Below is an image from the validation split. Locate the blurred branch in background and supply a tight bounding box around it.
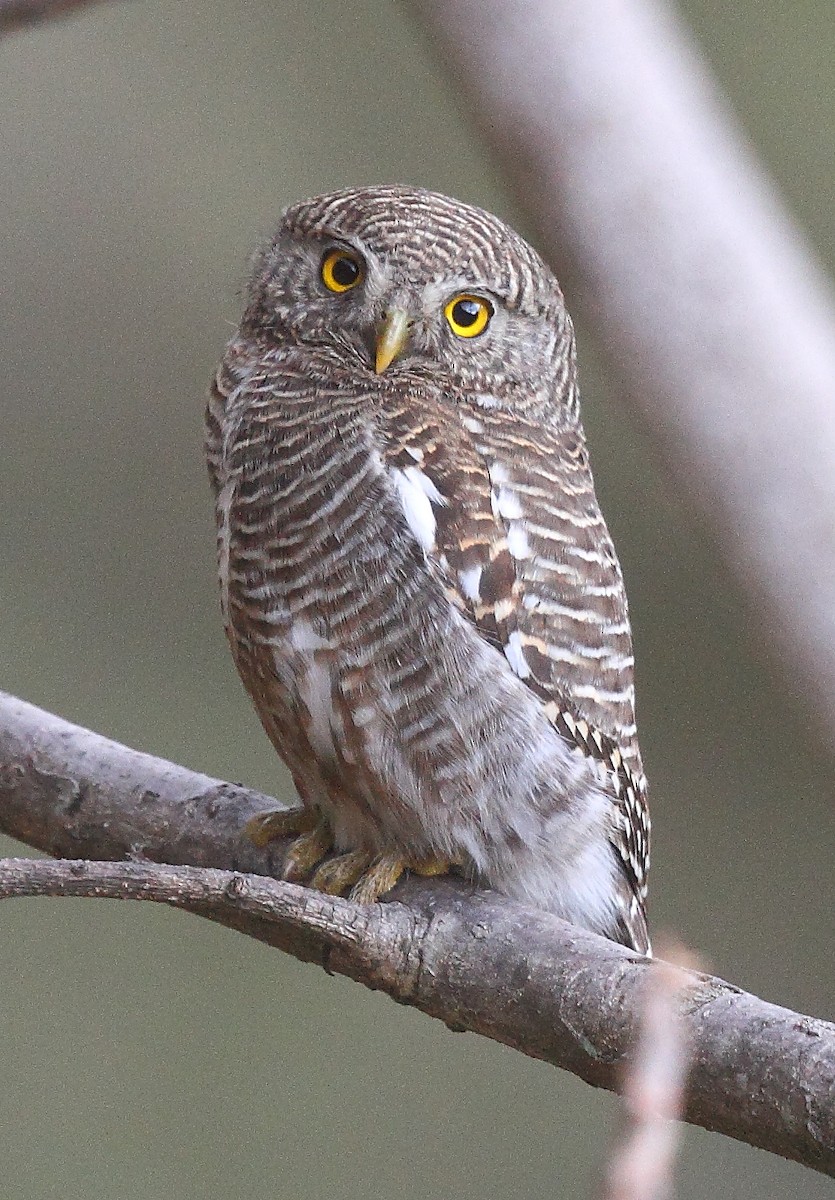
[0,0,108,33]
[2,691,834,1180]
[7,0,835,753]
[409,0,835,744]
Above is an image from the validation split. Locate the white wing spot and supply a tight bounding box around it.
[461,414,484,435]
[405,465,445,506]
[494,597,514,622]
[496,487,523,521]
[506,522,531,560]
[503,630,530,678]
[458,565,483,602]
[391,466,446,552]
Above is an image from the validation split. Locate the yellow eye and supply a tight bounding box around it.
[321,248,364,293]
[444,293,493,338]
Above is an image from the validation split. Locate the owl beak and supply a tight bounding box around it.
[375,309,410,374]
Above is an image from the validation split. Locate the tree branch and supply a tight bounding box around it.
[408,0,835,742]
[0,0,109,34]
[1,690,833,1177]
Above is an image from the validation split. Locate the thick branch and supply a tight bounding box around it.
[1,690,833,1176]
[409,0,835,740]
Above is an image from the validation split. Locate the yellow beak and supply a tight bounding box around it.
[375,309,410,374]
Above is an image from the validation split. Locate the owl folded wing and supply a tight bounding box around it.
[379,394,650,940]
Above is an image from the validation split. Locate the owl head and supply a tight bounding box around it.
[242,185,578,411]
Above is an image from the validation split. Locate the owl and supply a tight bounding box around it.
[206,185,650,954]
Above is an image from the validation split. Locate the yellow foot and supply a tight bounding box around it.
[310,850,373,896]
[282,818,334,882]
[245,806,316,847]
[348,853,458,905]
[349,853,405,904]
[410,854,459,878]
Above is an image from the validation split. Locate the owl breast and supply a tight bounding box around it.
[207,355,623,930]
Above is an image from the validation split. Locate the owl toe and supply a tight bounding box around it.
[310,850,373,895]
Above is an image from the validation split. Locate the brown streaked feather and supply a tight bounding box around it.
[207,185,651,952]
[379,391,649,910]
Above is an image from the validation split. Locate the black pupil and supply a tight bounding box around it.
[331,255,359,286]
[452,298,481,327]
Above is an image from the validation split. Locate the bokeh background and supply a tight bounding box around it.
[1,2,833,1197]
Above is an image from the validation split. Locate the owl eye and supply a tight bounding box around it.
[320,248,364,293]
[444,294,493,338]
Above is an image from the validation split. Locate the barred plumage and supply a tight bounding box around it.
[206,185,651,953]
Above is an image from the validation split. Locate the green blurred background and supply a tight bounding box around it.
[1,2,833,1197]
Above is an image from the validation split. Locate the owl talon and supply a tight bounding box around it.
[408,854,460,878]
[349,853,406,904]
[347,853,458,904]
[281,819,333,882]
[245,806,316,847]
[310,850,373,896]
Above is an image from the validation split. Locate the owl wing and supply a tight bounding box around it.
[379,393,649,951]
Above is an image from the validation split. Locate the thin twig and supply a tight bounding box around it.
[603,942,699,1200]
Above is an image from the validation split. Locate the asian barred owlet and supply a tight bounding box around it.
[206,185,651,954]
